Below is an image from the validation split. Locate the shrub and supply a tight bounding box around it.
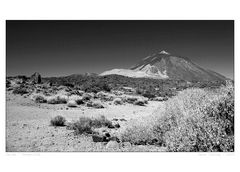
[30,93,47,103]
[121,117,158,145]
[12,86,29,95]
[96,91,115,101]
[142,91,155,99]
[46,96,57,104]
[69,95,84,105]
[46,94,69,104]
[82,80,111,93]
[57,95,69,103]
[82,93,92,101]
[113,98,123,105]
[6,80,11,88]
[119,85,234,151]
[136,88,144,95]
[50,115,66,126]
[134,98,146,106]
[69,116,113,135]
[67,100,78,107]
[153,87,234,152]
[152,97,168,101]
[63,83,74,87]
[86,100,104,108]
[122,95,138,103]
[90,115,113,128]
[134,98,148,106]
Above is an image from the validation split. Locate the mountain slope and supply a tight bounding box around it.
[100,50,227,81]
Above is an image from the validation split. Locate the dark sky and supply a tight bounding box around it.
[6,20,234,79]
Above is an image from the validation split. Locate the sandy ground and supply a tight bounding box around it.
[6,91,165,152]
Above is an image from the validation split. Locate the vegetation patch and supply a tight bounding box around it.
[120,84,234,152]
[50,115,66,126]
[68,116,114,135]
[67,100,78,107]
[31,93,47,103]
[46,94,69,104]
[12,86,29,95]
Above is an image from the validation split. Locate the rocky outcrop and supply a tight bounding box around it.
[30,72,42,84]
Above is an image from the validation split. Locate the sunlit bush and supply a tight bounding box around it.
[67,100,78,107]
[120,84,234,152]
[31,93,47,103]
[46,94,69,104]
[121,117,159,145]
[68,95,84,105]
[153,86,234,152]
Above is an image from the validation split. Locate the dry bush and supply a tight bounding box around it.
[96,91,115,101]
[46,94,69,104]
[153,86,234,152]
[12,86,29,95]
[68,95,84,105]
[120,95,148,105]
[124,95,138,103]
[120,85,234,152]
[82,93,93,101]
[113,98,123,105]
[67,100,78,107]
[134,98,147,106]
[121,117,159,145]
[6,80,11,88]
[30,93,47,103]
[82,80,111,93]
[86,100,104,108]
[50,115,66,126]
[69,116,113,135]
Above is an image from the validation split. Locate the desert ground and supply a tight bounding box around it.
[6,91,166,152]
[6,73,234,152]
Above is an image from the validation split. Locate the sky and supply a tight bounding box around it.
[6,20,234,79]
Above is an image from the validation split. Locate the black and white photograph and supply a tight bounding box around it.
[6,20,234,152]
[2,1,240,172]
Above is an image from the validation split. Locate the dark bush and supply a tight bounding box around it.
[63,83,74,87]
[12,86,29,95]
[68,116,114,135]
[6,80,11,88]
[50,115,66,126]
[142,91,155,99]
[81,80,111,93]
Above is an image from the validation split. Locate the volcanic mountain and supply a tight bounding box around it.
[100,50,227,81]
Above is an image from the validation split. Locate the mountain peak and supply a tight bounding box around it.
[158,50,170,55]
[100,51,227,81]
